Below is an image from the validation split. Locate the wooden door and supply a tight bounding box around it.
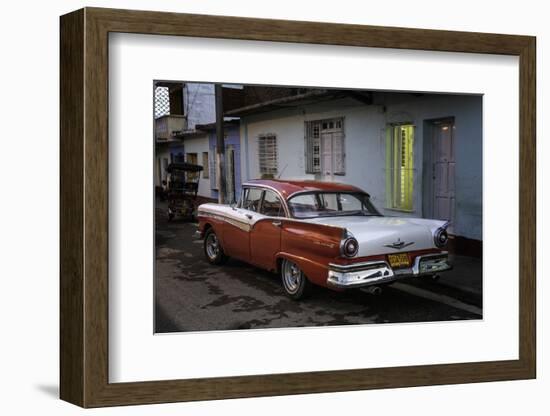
[432,121,456,233]
[321,132,344,178]
[321,132,334,180]
[225,145,235,203]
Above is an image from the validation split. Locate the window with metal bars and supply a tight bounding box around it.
[258,134,278,177]
[305,121,321,173]
[386,124,415,211]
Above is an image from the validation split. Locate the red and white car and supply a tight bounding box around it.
[197,179,451,299]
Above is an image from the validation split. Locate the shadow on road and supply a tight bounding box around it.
[154,204,482,333]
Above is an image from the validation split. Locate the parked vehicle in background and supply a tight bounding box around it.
[197,179,451,299]
[166,162,204,221]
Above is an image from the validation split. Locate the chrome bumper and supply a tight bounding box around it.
[326,252,452,289]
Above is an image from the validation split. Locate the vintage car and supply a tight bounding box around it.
[196,179,451,299]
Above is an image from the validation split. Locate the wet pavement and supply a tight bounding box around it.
[155,204,483,333]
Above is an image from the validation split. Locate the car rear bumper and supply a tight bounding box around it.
[326,252,451,289]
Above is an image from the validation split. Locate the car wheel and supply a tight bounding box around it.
[203,228,228,265]
[281,259,311,300]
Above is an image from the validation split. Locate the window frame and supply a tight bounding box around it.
[241,187,264,213]
[287,191,381,219]
[259,189,285,218]
[239,187,288,218]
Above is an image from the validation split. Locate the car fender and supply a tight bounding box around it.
[277,220,346,288]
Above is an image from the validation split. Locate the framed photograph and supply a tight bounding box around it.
[60,7,536,408]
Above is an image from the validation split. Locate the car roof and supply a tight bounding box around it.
[242,179,367,200]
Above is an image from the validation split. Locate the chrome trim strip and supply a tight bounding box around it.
[384,240,415,250]
[197,211,251,232]
[198,205,347,233]
[198,208,346,234]
[328,260,391,271]
[284,189,382,219]
[327,261,395,289]
[286,188,367,200]
[327,272,398,289]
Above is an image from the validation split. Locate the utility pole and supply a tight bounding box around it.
[215,84,226,204]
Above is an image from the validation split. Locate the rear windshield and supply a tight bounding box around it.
[288,192,381,218]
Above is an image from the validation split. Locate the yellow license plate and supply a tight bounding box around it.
[387,253,410,268]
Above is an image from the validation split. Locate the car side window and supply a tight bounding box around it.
[242,188,263,212]
[260,190,284,217]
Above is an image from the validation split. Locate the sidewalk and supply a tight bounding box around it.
[439,254,482,296]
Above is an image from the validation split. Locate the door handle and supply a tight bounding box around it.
[272,220,282,227]
[246,214,253,220]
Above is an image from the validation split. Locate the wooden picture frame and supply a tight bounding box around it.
[60,7,536,408]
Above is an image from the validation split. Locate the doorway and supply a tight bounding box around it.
[225,145,236,203]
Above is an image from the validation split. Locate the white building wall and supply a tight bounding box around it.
[182,134,212,199]
[240,94,482,240]
[240,97,384,184]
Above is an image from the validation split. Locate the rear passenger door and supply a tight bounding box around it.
[249,190,284,271]
[221,187,261,262]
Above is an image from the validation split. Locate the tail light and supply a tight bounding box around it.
[341,234,359,258]
[434,227,448,248]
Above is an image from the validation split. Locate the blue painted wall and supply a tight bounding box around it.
[168,143,185,163]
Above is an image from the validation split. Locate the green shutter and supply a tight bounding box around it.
[386,124,414,211]
[385,127,392,209]
[401,125,414,211]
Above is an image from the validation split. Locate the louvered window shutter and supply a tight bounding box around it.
[258,134,278,176]
[386,124,414,211]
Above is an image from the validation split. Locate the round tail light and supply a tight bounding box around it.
[434,228,448,248]
[342,237,359,257]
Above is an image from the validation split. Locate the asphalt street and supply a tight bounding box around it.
[155,205,483,333]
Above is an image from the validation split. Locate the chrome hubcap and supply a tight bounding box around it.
[283,260,302,294]
[205,233,219,259]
